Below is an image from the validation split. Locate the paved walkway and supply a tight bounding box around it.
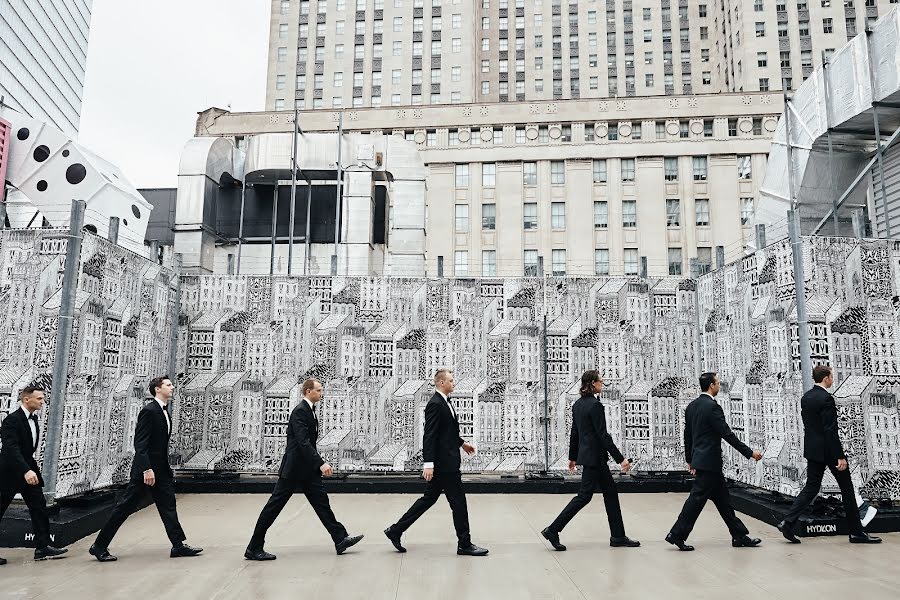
[2,493,897,599]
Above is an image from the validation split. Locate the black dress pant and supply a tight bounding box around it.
[94,477,186,549]
[782,460,864,535]
[1,486,51,548]
[249,476,348,550]
[390,470,471,547]
[670,469,749,541]
[547,465,626,538]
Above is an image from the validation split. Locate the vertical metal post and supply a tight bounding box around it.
[852,208,865,238]
[785,91,814,393]
[437,255,444,278]
[715,245,725,269]
[639,256,648,278]
[542,311,550,473]
[821,59,840,235]
[304,175,312,275]
[149,240,160,265]
[108,216,120,245]
[332,112,344,276]
[236,180,247,274]
[865,29,892,237]
[227,253,235,275]
[43,199,86,502]
[755,224,767,249]
[167,253,183,378]
[288,107,299,275]
[270,184,279,275]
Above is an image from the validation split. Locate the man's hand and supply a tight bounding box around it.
[620,459,632,473]
[423,467,434,482]
[320,463,334,477]
[752,450,763,461]
[687,463,696,476]
[837,458,848,471]
[143,469,156,487]
[462,442,476,456]
[24,470,39,486]
[568,460,576,474]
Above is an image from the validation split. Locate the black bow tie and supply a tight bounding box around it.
[29,414,38,422]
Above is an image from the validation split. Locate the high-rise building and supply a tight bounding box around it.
[0,0,93,136]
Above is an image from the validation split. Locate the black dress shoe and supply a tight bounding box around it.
[34,546,68,561]
[244,548,277,561]
[0,557,7,565]
[335,534,364,555]
[457,543,489,556]
[665,533,694,551]
[849,532,882,544]
[541,527,566,551]
[170,543,203,558]
[732,536,762,548]
[777,520,801,544]
[89,544,117,562]
[384,527,406,553]
[610,536,641,548]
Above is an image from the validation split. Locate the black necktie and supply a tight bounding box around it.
[29,414,38,422]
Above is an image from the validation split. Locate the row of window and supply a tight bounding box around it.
[453,157,753,188]
[449,247,708,277]
[452,197,755,232]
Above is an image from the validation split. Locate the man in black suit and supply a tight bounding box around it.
[666,372,763,551]
[0,385,68,564]
[245,378,363,560]
[777,365,881,544]
[541,370,639,551]
[90,376,202,561]
[384,368,488,556]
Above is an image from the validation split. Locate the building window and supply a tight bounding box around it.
[449,129,459,145]
[274,99,285,110]
[551,161,566,185]
[646,74,654,87]
[754,0,764,10]
[455,204,469,232]
[482,250,497,276]
[664,157,678,181]
[703,120,713,137]
[524,250,539,276]
[697,247,712,274]
[538,126,549,143]
[741,197,755,224]
[523,202,538,229]
[666,199,681,227]
[679,121,689,139]
[693,157,708,181]
[593,159,607,183]
[696,199,710,226]
[276,74,286,90]
[454,251,468,275]
[277,47,287,62]
[622,200,637,228]
[799,20,809,36]
[595,249,610,276]
[552,250,566,276]
[624,249,639,276]
[728,119,738,136]
[451,66,462,81]
[594,201,608,228]
[755,22,766,37]
[455,164,470,187]
[621,159,635,182]
[758,52,768,67]
[551,202,566,229]
[482,163,496,187]
[482,204,496,230]
[523,162,537,185]
[393,17,403,31]
[493,129,503,144]
[759,78,770,91]
[737,155,752,179]
[823,18,833,34]
[668,248,683,275]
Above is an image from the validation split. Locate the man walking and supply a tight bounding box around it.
[245,378,363,560]
[541,370,640,551]
[666,372,763,551]
[776,366,881,544]
[0,385,68,564]
[90,376,202,561]
[384,369,488,556]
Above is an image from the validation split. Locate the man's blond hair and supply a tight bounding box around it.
[434,368,452,386]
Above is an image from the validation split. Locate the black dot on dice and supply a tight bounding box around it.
[17,128,30,141]
[33,145,50,162]
[37,180,48,192]
[66,163,87,185]
[131,205,141,219]
[62,150,70,157]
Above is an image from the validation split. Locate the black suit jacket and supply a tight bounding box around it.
[568,394,625,467]
[683,393,753,472]
[130,400,174,481]
[0,408,43,491]
[801,385,846,464]
[422,392,465,473]
[278,400,325,481]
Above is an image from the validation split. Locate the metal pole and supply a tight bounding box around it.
[821,59,840,235]
[639,256,648,278]
[149,240,160,265]
[784,92,814,393]
[304,174,312,275]
[542,311,550,473]
[270,184,278,275]
[237,180,247,275]
[288,107,299,275]
[865,29,893,238]
[43,199,86,502]
[108,216,120,245]
[437,255,444,278]
[332,112,344,276]
[851,208,865,238]
[167,253,183,378]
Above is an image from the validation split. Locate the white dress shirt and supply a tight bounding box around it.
[156,399,171,434]
[424,391,457,470]
[21,406,37,448]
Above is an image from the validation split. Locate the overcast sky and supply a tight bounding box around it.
[78,0,269,189]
